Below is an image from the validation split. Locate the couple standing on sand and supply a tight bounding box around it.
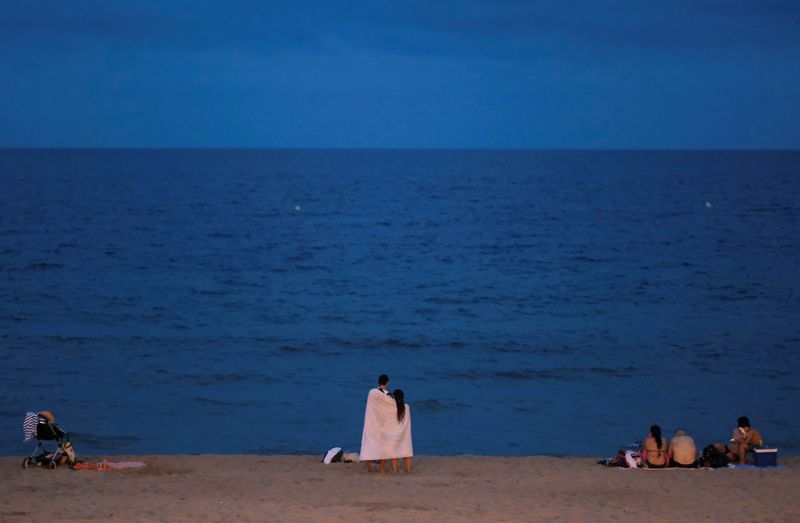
[360,374,413,473]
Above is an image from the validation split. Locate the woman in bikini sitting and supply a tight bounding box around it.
[642,424,669,468]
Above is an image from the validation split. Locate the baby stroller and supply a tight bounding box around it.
[22,411,76,470]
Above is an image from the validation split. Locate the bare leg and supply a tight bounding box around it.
[726,442,744,465]
[404,457,412,473]
[378,460,385,474]
[364,461,372,473]
[391,458,398,473]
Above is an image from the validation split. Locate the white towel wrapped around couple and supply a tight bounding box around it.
[360,389,413,461]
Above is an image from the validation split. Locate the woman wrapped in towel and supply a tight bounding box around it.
[389,390,413,473]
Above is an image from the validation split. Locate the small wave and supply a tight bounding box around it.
[293,264,332,272]
[34,292,61,301]
[194,289,228,296]
[444,370,483,380]
[424,296,467,305]
[322,336,358,348]
[414,399,446,411]
[211,372,280,383]
[487,342,524,354]
[286,253,314,263]
[750,369,792,378]
[8,262,64,271]
[492,369,576,381]
[318,314,349,322]
[538,345,577,355]
[45,335,94,345]
[380,338,422,350]
[695,351,724,360]
[278,345,306,354]
[570,255,615,263]
[192,396,261,407]
[414,399,470,412]
[445,366,645,382]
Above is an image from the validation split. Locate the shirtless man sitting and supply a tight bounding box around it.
[668,429,698,468]
[726,416,763,465]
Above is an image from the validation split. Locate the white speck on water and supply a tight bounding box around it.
[293,205,302,212]
[705,201,712,208]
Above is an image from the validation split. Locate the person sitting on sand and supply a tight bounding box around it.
[389,389,413,474]
[642,424,669,468]
[668,429,698,468]
[726,416,763,465]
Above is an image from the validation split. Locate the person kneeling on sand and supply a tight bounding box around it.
[642,424,669,468]
[726,416,763,465]
[668,429,698,468]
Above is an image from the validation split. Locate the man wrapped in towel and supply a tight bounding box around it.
[360,374,413,473]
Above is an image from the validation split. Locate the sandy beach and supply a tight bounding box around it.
[1,455,798,522]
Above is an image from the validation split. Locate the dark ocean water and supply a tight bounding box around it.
[1,149,798,457]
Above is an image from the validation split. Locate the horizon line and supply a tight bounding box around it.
[1,146,799,152]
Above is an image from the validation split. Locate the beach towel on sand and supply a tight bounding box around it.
[359,389,413,461]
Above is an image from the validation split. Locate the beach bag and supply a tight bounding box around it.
[600,442,642,467]
[700,444,729,468]
[64,440,76,465]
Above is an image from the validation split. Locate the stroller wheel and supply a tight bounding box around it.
[47,461,57,470]
[22,457,32,469]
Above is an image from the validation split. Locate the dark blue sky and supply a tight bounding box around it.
[2,1,799,148]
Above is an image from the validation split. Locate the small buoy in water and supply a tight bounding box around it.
[293,205,302,212]
[705,201,712,208]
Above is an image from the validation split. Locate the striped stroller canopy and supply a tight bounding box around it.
[23,412,38,442]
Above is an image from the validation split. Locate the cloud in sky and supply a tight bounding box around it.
[1,1,799,148]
